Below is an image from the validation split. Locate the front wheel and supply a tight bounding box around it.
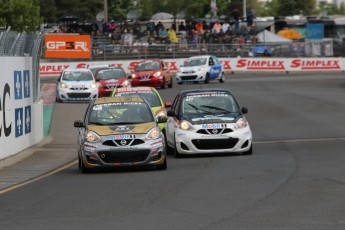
[79,156,92,173]
[168,77,173,88]
[204,73,210,83]
[242,145,253,155]
[219,72,225,83]
[156,157,167,170]
[173,135,182,158]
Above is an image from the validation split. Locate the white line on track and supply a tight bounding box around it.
[253,137,345,144]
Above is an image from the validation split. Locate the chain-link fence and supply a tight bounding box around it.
[0,31,44,103]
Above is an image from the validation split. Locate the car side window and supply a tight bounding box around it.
[171,95,180,114]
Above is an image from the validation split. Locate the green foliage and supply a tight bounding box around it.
[0,0,40,32]
[277,0,316,16]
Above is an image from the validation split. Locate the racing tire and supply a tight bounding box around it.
[161,78,167,89]
[242,145,253,155]
[219,72,225,83]
[168,78,173,88]
[79,156,92,173]
[204,73,210,83]
[56,95,62,103]
[164,129,173,155]
[156,157,167,170]
[173,135,182,158]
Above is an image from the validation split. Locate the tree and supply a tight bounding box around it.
[0,0,40,32]
[277,0,316,16]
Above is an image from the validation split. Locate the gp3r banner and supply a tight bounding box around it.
[44,34,91,59]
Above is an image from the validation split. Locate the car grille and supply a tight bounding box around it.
[180,75,198,80]
[67,93,91,98]
[97,150,150,163]
[182,71,195,74]
[196,128,233,135]
[70,86,88,90]
[140,75,152,80]
[192,138,239,150]
[103,139,145,146]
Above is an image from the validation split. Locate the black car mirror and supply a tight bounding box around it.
[241,107,248,114]
[74,120,84,128]
[157,116,168,123]
[167,110,175,117]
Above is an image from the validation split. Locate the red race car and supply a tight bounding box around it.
[94,67,131,97]
[130,59,173,89]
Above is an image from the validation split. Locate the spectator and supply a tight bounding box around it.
[146,21,155,36]
[178,21,187,36]
[168,27,179,44]
[121,29,133,52]
[246,9,254,27]
[232,8,241,31]
[108,20,116,34]
[159,26,168,42]
[102,19,109,35]
[212,21,222,34]
[90,21,99,36]
[186,21,194,39]
[156,21,164,37]
[222,19,230,34]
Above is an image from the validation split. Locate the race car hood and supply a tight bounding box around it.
[62,80,95,86]
[179,66,205,72]
[134,70,158,77]
[88,122,157,135]
[99,78,127,87]
[181,113,243,125]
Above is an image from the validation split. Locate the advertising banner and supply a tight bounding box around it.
[44,34,91,59]
[39,58,345,77]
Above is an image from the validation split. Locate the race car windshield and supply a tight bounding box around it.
[96,69,126,80]
[62,71,93,81]
[116,93,161,107]
[183,58,207,67]
[89,103,154,125]
[136,62,160,71]
[181,93,238,115]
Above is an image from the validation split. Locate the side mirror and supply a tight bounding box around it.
[167,110,175,117]
[165,101,172,107]
[74,120,84,128]
[241,107,248,114]
[127,75,132,79]
[157,116,168,123]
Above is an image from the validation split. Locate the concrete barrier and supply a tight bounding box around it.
[0,57,43,160]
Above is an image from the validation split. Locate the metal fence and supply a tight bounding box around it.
[89,39,345,62]
[0,31,44,102]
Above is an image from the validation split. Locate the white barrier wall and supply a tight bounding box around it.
[40,57,345,77]
[0,57,43,160]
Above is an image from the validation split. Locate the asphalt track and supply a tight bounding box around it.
[1,72,345,230]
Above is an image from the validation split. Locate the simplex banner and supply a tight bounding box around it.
[39,58,345,77]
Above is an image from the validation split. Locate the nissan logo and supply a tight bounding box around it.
[212,129,218,134]
[120,139,127,145]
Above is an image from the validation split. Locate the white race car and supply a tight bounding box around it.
[56,68,98,102]
[165,89,252,157]
[176,55,225,84]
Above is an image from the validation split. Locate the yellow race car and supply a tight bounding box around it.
[74,96,167,173]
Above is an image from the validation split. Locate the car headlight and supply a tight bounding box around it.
[60,82,68,88]
[90,83,98,89]
[235,118,248,129]
[153,71,162,77]
[180,120,194,131]
[85,131,101,142]
[156,110,167,118]
[132,73,137,78]
[199,67,206,72]
[146,127,161,139]
[122,80,130,87]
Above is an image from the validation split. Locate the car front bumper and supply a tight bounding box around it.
[57,88,98,101]
[174,125,252,154]
[79,135,166,169]
[176,71,207,83]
